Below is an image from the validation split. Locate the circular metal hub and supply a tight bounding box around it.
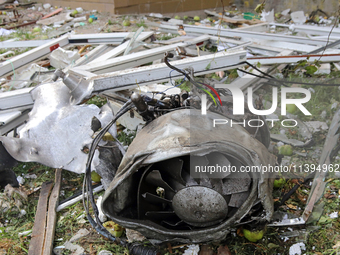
[172,186,228,227]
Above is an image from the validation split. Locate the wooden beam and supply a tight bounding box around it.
[28,181,53,255]
[43,169,62,255]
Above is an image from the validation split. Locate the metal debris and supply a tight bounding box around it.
[0,81,117,174]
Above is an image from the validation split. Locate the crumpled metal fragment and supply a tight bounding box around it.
[0,81,117,174]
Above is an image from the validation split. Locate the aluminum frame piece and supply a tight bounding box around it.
[102,109,276,243]
[0,32,155,77]
[68,32,153,45]
[270,23,340,37]
[0,35,70,77]
[159,24,332,46]
[72,35,210,74]
[75,50,247,93]
[0,81,116,174]
[0,87,34,111]
[248,53,340,65]
[0,110,30,136]
[0,40,53,49]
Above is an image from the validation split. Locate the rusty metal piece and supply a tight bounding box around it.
[6,20,37,30]
[41,7,63,20]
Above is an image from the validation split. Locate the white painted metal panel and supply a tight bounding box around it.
[0,35,69,77]
[160,24,331,46]
[0,110,22,125]
[86,50,247,92]
[0,87,34,110]
[74,35,210,74]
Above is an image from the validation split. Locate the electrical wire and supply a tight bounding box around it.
[163,52,222,106]
[237,61,340,87]
[83,99,133,241]
[156,69,187,95]
[82,99,160,254]
[169,68,185,86]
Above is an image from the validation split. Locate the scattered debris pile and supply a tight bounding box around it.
[1,3,340,254]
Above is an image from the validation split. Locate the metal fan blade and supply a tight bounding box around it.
[142,192,172,205]
[165,177,186,191]
[182,170,198,186]
[188,155,209,178]
[145,211,176,220]
[222,172,251,195]
[227,156,243,178]
[138,166,164,219]
[229,191,250,208]
[210,179,223,194]
[145,170,176,198]
[189,155,209,168]
[206,152,232,179]
[199,172,212,188]
[158,158,186,185]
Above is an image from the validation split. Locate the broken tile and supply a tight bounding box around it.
[126,229,146,242]
[314,63,331,75]
[37,12,73,26]
[98,251,113,255]
[305,121,328,132]
[69,228,90,242]
[291,11,306,24]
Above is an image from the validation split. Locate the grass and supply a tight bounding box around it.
[158,34,178,41]
[136,19,147,28]
[86,95,107,108]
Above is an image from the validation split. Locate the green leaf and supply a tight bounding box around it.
[297,59,308,67]
[318,216,330,224]
[268,243,280,249]
[305,65,318,75]
[254,3,265,13]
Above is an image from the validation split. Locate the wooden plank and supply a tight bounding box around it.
[43,169,62,255]
[41,8,63,20]
[28,181,54,255]
[303,108,340,222]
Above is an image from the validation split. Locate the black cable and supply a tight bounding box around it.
[82,100,161,254]
[83,100,133,241]
[164,52,205,90]
[241,60,340,87]
[237,62,340,87]
[236,68,289,87]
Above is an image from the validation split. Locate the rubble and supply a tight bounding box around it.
[289,242,306,255]
[304,121,329,132]
[126,229,146,242]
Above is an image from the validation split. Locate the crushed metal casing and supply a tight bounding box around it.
[102,108,276,243]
